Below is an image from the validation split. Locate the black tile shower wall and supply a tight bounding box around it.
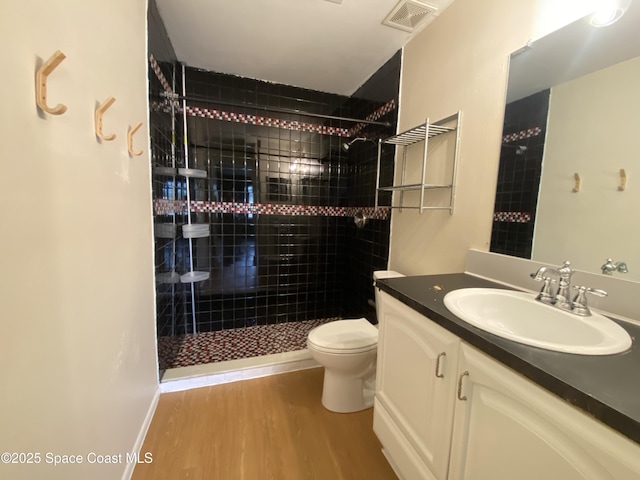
[148,0,177,63]
[491,89,549,259]
[148,2,184,338]
[163,67,355,333]
[184,215,349,331]
[343,51,400,322]
[148,44,399,335]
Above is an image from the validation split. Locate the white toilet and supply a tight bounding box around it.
[307,270,404,413]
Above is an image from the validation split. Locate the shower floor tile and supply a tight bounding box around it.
[158,318,338,369]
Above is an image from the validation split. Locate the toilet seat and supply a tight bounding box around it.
[308,318,378,354]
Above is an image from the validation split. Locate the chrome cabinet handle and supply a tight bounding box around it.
[435,352,446,378]
[457,371,469,401]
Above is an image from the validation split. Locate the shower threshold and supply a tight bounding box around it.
[160,349,319,393]
[158,318,337,390]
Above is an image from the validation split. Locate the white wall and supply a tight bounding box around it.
[389,0,598,275]
[0,2,159,479]
[533,56,640,280]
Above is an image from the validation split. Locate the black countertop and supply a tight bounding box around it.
[376,273,640,444]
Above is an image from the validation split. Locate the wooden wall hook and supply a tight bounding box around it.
[618,168,627,191]
[95,97,117,141]
[36,50,67,115]
[127,122,143,156]
[572,173,581,193]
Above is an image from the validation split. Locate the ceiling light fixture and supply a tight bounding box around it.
[590,0,631,27]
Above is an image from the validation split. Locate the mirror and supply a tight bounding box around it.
[491,3,640,282]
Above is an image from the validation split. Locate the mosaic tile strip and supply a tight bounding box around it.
[502,126,541,144]
[154,199,187,215]
[149,54,173,95]
[185,105,350,137]
[493,211,532,223]
[348,99,397,137]
[158,318,338,369]
[150,100,389,139]
[149,88,395,141]
[151,99,177,114]
[345,206,390,220]
[153,199,390,220]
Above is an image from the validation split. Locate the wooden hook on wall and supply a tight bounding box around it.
[127,122,143,156]
[618,168,627,191]
[572,172,581,193]
[95,97,117,141]
[36,50,67,115]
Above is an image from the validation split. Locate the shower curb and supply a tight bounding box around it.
[159,349,319,393]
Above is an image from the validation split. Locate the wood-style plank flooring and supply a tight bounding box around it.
[133,367,398,480]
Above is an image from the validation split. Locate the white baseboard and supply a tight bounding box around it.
[121,387,161,480]
[160,349,320,393]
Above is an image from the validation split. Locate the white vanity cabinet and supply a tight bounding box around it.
[374,292,460,480]
[374,292,640,480]
[449,343,640,480]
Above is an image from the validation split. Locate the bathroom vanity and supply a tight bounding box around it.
[373,273,640,480]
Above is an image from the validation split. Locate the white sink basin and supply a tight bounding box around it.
[443,288,632,355]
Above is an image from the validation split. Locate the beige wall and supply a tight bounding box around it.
[389,0,596,275]
[533,56,640,280]
[0,1,158,479]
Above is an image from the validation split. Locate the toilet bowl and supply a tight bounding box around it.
[307,270,404,413]
[307,318,378,413]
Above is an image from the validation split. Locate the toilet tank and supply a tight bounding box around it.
[373,270,404,323]
[373,270,404,283]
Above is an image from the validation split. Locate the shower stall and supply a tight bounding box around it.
[148,54,400,372]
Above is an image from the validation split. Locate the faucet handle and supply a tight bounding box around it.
[536,276,556,304]
[601,258,615,274]
[571,286,608,316]
[587,287,607,298]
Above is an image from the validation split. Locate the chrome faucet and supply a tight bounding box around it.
[601,258,628,275]
[531,261,574,311]
[531,260,607,316]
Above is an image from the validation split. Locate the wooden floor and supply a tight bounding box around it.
[133,367,398,480]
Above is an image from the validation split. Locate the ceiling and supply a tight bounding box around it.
[155,0,454,96]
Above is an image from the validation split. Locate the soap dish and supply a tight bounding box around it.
[178,168,207,178]
[180,271,210,283]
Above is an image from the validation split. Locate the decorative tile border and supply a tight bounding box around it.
[186,105,350,137]
[348,99,397,137]
[153,199,390,220]
[148,58,397,140]
[150,101,351,137]
[502,126,541,144]
[493,211,532,223]
[149,54,173,95]
[154,199,187,215]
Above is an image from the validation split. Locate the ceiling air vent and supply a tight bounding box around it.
[382,0,438,33]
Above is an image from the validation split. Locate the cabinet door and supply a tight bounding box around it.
[449,344,640,480]
[375,292,460,480]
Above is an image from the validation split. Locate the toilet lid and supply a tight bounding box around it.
[308,318,378,352]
